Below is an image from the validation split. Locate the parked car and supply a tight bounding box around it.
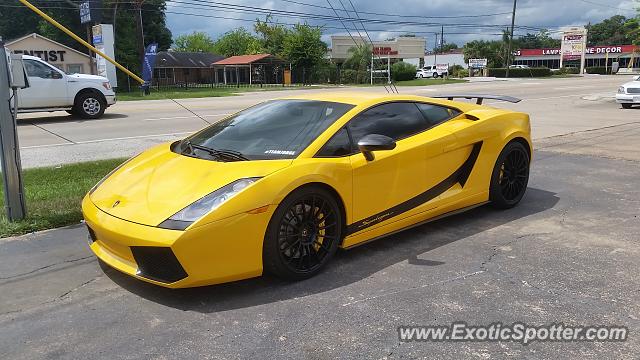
[616,75,640,109]
[16,55,116,119]
[416,65,448,78]
[83,93,531,288]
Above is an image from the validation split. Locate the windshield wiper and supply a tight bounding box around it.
[182,140,249,161]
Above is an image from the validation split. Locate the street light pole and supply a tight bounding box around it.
[505,0,517,78]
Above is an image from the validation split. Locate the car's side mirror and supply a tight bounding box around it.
[50,70,62,79]
[357,134,396,161]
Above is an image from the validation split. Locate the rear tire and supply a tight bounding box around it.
[263,186,342,280]
[621,103,632,109]
[74,92,106,119]
[489,141,530,209]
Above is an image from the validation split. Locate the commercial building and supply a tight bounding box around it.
[423,48,467,68]
[330,36,425,63]
[6,33,91,74]
[153,51,224,86]
[513,45,639,69]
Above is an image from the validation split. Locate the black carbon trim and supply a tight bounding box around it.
[346,141,482,235]
[131,246,188,283]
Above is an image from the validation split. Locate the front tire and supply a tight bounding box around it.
[263,186,342,280]
[74,92,106,119]
[432,72,439,78]
[489,141,530,209]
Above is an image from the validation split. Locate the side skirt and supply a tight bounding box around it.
[341,201,490,250]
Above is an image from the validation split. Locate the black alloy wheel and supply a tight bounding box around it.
[263,187,342,280]
[490,141,530,209]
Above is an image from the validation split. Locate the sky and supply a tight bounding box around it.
[165,0,639,48]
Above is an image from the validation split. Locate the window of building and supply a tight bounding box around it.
[66,64,83,74]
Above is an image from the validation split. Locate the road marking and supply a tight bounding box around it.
[143,113,230,121]
[21,132,193,149]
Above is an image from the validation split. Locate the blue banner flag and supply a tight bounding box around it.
[141,43,158,86]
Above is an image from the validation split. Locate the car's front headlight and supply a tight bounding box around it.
[618,86,626,94]
[158,177,261,230]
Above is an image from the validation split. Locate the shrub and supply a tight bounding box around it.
[449,64,465,77]
[487,67,551,77]
[554,67,580,75]
[340,69,369,84]
[391,61,417,81]
[585,66,612,75]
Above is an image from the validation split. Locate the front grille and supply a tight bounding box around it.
[130,246,188,283]
[627,88,640,94]
[87,225,98,242]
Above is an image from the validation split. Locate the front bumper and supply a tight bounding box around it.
[616,93,640,104]
[82,196,275,288]
[105,94,116,106]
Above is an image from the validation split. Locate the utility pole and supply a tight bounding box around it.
[441,26,444,51]
[505,0,517,78]
[0,44,27,220]
[434,33,438,66]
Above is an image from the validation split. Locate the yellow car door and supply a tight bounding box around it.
[345,102,460,237]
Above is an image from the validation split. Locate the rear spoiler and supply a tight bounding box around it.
[432,94,521,105]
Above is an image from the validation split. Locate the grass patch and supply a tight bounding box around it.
[395,78,468,86]
[117,87,238,101]
[116,85,330,101]
[0,158,126,238]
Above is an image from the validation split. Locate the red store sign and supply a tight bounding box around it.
[515,45,638,57]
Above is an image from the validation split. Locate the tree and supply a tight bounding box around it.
[438,43,459,53]
[463,40,506,68]
[586,15,632,46]
[282,23,327,69]
[254,15,290,57]
[173,31,216,52]
[514,30,560,49]
[212,28,262,57]
[0,0,172,89]
[343,44,371,71]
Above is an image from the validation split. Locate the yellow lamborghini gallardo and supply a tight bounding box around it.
[82,92,531,288]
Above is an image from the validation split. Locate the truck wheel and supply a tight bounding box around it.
[432,72,438,78]
[74,92,106,119]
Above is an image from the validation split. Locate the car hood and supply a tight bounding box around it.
[622,81,640,88]
[89,143,292,226]
[68,73,109,82]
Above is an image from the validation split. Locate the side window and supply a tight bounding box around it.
[24,60,57,79]
[317,128,353,157]
[415,103,461,128]
[347,102,428,145]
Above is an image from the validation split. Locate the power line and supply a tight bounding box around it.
[0,3,540,38]
[576,0,637,12]
[278,0,514,19]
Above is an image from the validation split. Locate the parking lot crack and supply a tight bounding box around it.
[0,255,93,281]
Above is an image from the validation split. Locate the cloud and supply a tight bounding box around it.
[164,0,638,47]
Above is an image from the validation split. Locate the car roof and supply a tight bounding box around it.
[281,91,476,108]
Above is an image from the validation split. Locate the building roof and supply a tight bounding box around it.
[155,51,224,68]
[212,54,274,65]
[5,33,90,58]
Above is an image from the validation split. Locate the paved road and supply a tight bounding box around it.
[17,75,635,168]
[0,83,640,359]
[1,122,639,359]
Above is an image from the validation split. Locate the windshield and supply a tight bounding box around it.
[179,99,354,160]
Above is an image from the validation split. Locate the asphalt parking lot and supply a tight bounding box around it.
[2,78,639,359]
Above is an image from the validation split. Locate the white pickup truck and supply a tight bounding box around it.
[416,65,449,78]
[17,55,116,119]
